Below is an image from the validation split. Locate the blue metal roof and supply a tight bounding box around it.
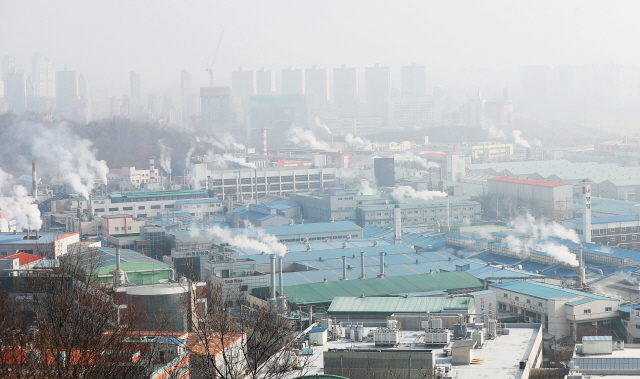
[566,298,597,306]
[309,327,328,333]
[572,215,640,224]
[176,198,221,205]
[232,221,361,236]
[490,280,617,302]
[583,336,612,341]
[618,304,640,313]
[263,200,299,210]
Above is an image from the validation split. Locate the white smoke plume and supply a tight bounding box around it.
[200,136,226,150]
[184,142,198,188]
[345,133,373,150]
[0,168,42,230]
[335,168,358,178]
[391,186,447,203]
[512,130,531,148]
[219,133,246,151]
[12,122,108,199]
[484,123,506,139]
[208,225,287,256]
[394,152,440,169]
[287,125,330,150]
[315,116,332,135]
[506,213,579,266]
[360,179,379,196]
[158,139,172,174]
[222,154,256,168]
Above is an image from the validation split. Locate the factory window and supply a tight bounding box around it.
[592,230,598,235]
[515,296,519,301]
[123,207,133,211]
[600,229,606,234]
[633,235,638,240]
[109,207,119,211]
[139,206,145,210]
[538,302,543,307]
[95,208,105,212]
[115,227,119,231]
[621,236,627,241]
[605,307,612,311]
[610,237,616,242]
[151,205,161,209]
[526,299,531,304]
[636,324,640,329]
[164,205,174,209]
[583,309,591,314]
[622,227,627,232]
[609,228,616,233]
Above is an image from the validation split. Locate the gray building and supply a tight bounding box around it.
[355,200,481,228]
[563,215,640,251]
[289,188,358,222]
[487,177,573,220]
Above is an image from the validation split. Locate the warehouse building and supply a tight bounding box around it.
[487,177,573,220]
[327,296,475,318]
[489,280,620,339]
[563,215,640,252]
[355,201,481,228]
[0,232,79,258]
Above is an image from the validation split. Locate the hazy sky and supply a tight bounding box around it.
[3,0,640,94]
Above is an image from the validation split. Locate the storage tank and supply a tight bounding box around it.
[356,325,364,342]
[387,319,398,329]
[472,330,484,347]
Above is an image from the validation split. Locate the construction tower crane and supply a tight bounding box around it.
[206,31,225,86]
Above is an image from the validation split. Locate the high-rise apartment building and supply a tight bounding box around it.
[55,66,78,111]
[256,68,275,95]
[3,70,27,112]
[32,53,55,98]
[282,67,305,95]
[181,70,193,122]
[231,66,256,98]
[333,65,358,116]
[200,86,232,135]
[305,66,329,110]
[130,71,141,114]
[365,64,390,122]
[400,63,426,98]
[2,56,15,75]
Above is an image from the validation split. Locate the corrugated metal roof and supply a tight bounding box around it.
[233,221,361,236]
[309,327,328,333]
[488,177,567,187]
[489,280,616,302]
[566,297,596,306]
[257,271,483,305]
[327,296,474,314]
[571,215,640,224]
[582,336,612,341]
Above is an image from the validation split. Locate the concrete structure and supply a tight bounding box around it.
[355,201,481,228]
[0,252,43,276]
[563,215,640,251]
[490,280,620,339]
[309,327,328,346]
[619,304,640,343]
[290,188,361,222]
[205,166,338,202]
[571,338,640,376]
[459,141,514,163]
[0,232,79,258]
[487,177,573,220]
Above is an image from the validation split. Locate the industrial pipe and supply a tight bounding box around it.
[342,256,347,280]
[360,251,366,279]
[379,251,386,277]
[278,256,284,297]
[270,254,276,299]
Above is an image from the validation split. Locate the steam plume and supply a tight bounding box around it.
[345,133,373,150]
[512,130,531,148]
[158,139,172,174]
[208,225,287,256]
[391,186,447,203]
[287,125,330,150]
[394,152,440,169]
[315,116,332,134]
[0,168,42,230]
[360,179,379,196]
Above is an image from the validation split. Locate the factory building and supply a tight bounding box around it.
[570,335,640,375]
[175,198,224,216]
[0,232,79,258]
[457,141,514,163]
[619,304,640,343]
[202,166,337,201]
[487,177,573,220]
[290,188,363,222]
[327,296,475,319]
[563,215,640,251]
[489,280,620,339]
[355,201,481,228]
[225,204,292,227]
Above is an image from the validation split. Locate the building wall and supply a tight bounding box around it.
[324,350,434,379]
[487,179,573,220]
[356,202,481,228]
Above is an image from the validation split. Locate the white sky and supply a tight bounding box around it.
[2,0,640,95]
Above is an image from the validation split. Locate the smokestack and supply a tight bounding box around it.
[378,251,386,277]
[428,167,433,190]
[342,256,347,280]
[393,205,402,244]
[278,256,283,297]
[270,254,276,299]
[578,244,586,286]
[309,306,313,329]
[526,147,532,160]
[89,194,93,221]
[360,251,366,279]
[582,180,592,243]
[438,167,443,191]
[114,245,126,286]
[233,212,240,228]
[262,128,267,154]
[31,162,37,204]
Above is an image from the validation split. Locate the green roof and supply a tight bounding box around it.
[255,271,483,305]
[327,296,474,315]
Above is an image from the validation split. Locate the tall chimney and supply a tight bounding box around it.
[393,205,402,244]
[428,167,433,190]
[578,244,586,286]
[114,245,126,285]
[341,256,347,280]
[359,251,366,279]
[32,162,37,204]
[262,128,268,154]
[270,254,276,299]
[582,180,592,243]
[278,256,284,297]
[378,251,386,277]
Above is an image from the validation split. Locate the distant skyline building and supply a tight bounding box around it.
[32,53,55,98]
[400,63,426,98]
[365,63,390,123]
[256,67,275,95]
[130,71,141,114]
[55,65,78,112]
[2,56,16,75]
[231,66,256,98]
[333,64,358,116]
[281,66,304,95]
[304,66,329,110]
[200,86,232,135]
[3,70,27,112]
[181,70,193,122]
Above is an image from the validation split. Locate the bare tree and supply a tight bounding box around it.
[184,278,310,379]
